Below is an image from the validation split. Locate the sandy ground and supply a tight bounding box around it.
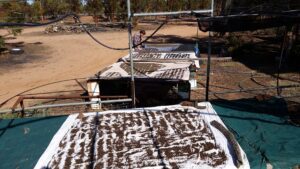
[0,24,206,109]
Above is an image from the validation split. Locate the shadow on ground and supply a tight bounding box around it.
[230,35,300,75]
[151,34,300,76]
[0,42,48,70]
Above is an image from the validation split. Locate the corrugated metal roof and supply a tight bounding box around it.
[121,52,200,68]
[98,62,191,81]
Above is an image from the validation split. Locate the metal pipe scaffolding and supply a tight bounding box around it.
[0,98,133,114]
[133,9,212,17]
[127,0,136,107]
[122,57,232,62]
[211,84,300,95]
[205,0,214,101]
[127,0,215,102]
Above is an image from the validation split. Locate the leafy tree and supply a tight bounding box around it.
[0,1,28,52]
[103,0,118,22]
[0,36,4,50]
[31,0,44,21]
[65,0,82,13]
[84,0,103,24]
[41,0,68,17]
[0,1,26,36]
[1,1,26,23]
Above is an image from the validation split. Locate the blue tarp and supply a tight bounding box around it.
[0,116,67,169]
[213,101,300,169]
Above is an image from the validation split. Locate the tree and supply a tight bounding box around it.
[103,0,118,22]
[65,0,82,13]
[116,0,128,22]
[1,1,27,23]
[0,36,4,50]
[0,1,27,52]
[84,0,103,24]
[0,1,27,35]
[31,0,44,21]
[41,0,68,17]
[30,0,81,20]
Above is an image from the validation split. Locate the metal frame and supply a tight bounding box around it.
[133,10,212,17]
[122,57,232,62]
[0,98,132,114]
[127,0,214,104]
[205,0,214,101]
[11,95,128,109]
[1,95,129,116]
[211,84,300,95]
[127,0,136,107]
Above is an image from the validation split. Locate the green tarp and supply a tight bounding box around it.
[0,116,67,169]
[213,100,300,169]
[1,99,299,169]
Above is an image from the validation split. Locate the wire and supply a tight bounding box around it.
[0,13,167,51]
[77,16,167,50]
[132,22,166,48]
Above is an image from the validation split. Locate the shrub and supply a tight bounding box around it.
[226,34,244,56]
[0,36,4,49]
[0,113,19,119]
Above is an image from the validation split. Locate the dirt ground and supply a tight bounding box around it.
[1,20,299,115]
[0,23,206,109]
